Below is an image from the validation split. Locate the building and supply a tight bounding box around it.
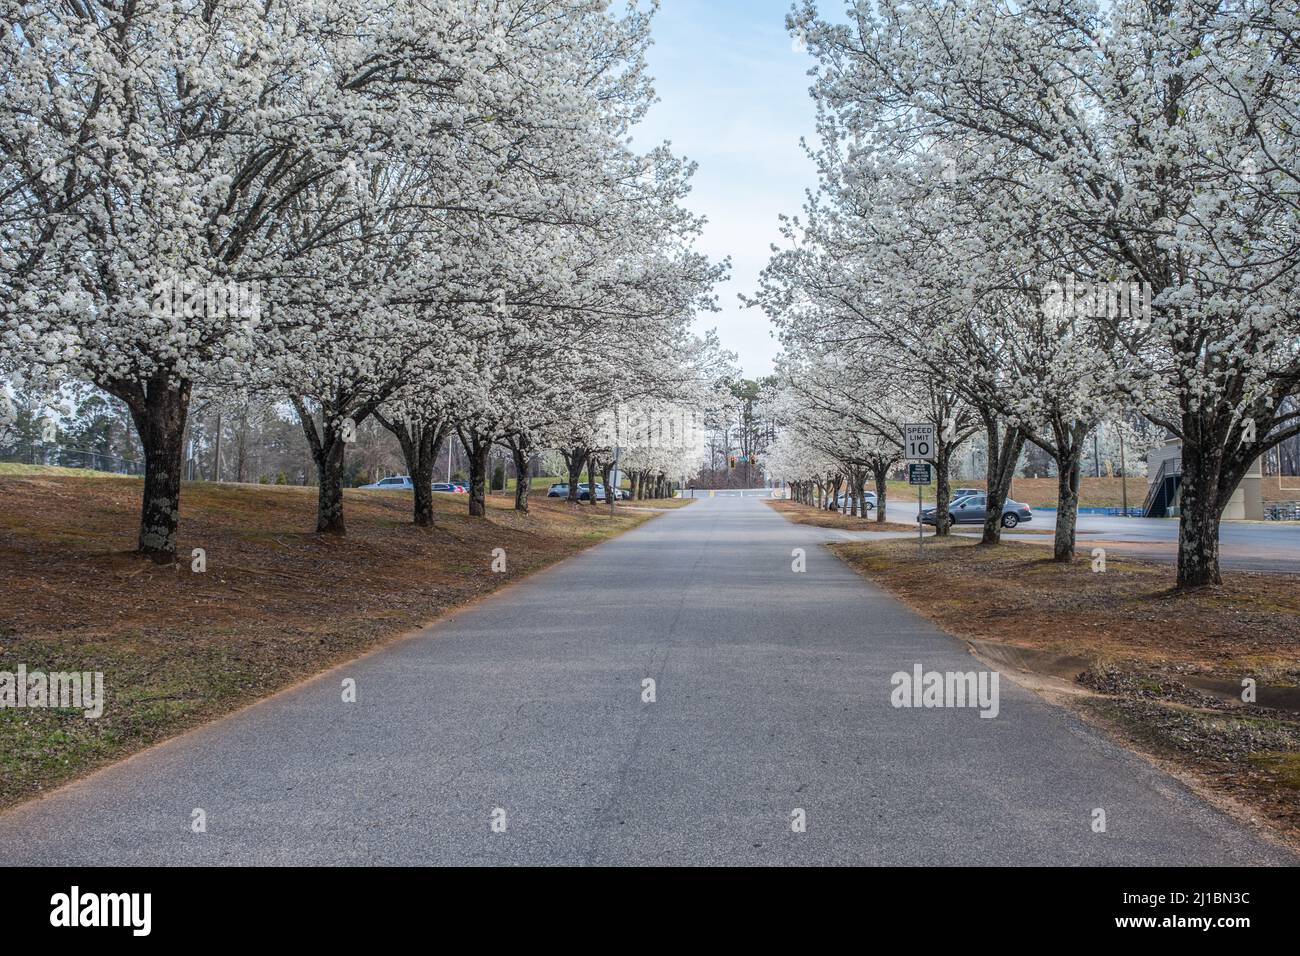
[1145,437,1262,520]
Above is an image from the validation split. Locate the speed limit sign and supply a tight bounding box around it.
[904,423,936,462]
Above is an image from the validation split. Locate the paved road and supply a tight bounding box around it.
[992,508,1300,571]
[3,496,1292,865]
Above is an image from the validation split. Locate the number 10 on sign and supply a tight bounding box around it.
[904,423,936,462]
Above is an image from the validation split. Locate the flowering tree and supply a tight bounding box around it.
[792,0,1300,584]
[1,0,728,550]
[1,0,336,558]
[0,0,580,541]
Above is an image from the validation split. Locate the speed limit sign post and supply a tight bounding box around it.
[904,424,936,555]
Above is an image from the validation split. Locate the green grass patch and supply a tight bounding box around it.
[1249,752,1300,789]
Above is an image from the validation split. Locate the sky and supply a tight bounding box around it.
[631,0,822,379]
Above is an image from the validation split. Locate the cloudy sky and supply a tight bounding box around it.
[631,0,822,379]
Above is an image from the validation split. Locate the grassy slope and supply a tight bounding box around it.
[8,462,1297,506]
[0,462,133,479]
[766,498,918,532]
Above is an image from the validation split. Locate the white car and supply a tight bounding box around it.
[828,490,877,511]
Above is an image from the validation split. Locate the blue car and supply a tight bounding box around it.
[358,475,414,491]
[921,494,1033,529]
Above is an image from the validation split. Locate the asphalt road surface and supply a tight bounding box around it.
[2,495,1292,865]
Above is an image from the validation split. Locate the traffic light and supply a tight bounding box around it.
[729,456,737,470]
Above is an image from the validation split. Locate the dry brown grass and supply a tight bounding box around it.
[766,497,920,532]
[0,475,657,808]
[831,536,1300,671]
[625,497,697,510]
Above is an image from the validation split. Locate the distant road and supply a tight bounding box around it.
[957,512,1300,573]
[2,494,1290,864]
[809,494,1300,574]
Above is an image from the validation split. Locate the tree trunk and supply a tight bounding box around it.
[235,407,248,483]
[466,433,489,517]
[1052,449,1082,562]
[122,375,192,562]
[315,438,346,534]
[563,447,584,503]
[601,460,615,512]
[981,416,1026,546]
[511,442,531,513]
[376,412,447,528]
[412,463,434,526]
[934,442,953,537]
[1177,437,1224,587]
[874,469,888,524]
[290,399,349,535]
[585,453,597,506]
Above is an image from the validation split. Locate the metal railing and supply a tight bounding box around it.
[1142,458,1181,518]
[0,442,145,475]
[1265,501,1300,521]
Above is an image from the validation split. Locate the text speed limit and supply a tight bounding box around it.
[904,423,936,462]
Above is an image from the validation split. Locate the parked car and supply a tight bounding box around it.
[358,475,414,490]
[952,487,982,499]
[920,494,1033,529]
[431,482,464,494]
[827,490,877,511]
[546,482,623,501]
[577,482,608,501]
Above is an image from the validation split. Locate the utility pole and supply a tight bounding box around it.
[211,410,222,482]
[918,475,924,557]
[1119,430,1129,516]
[609,446,620,516]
